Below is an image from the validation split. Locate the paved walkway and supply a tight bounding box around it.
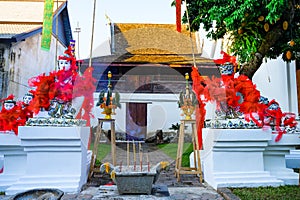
[62,142,229,199]
[1,142,239,200]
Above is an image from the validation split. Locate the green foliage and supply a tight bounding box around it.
[231,185,300,200]
[181,0,300,64]
[265,0,286,23]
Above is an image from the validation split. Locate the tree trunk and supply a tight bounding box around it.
[239,26,286,80]
[239,1,294,80]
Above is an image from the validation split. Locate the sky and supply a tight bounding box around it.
[67,0,178,59]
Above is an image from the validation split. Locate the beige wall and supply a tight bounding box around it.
[6,33,66,100]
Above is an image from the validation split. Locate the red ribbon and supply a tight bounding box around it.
[191,67,205,149]
[176,0,181,33]
[214,51,237,69]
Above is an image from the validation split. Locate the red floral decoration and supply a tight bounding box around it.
[73,67,97,126]
[191,67,207,149]
[28,45,79,114]
[0,95,26,135]
[191,51,297,143]
[28,72,56,114]
[50,63,78,102]
[214,51,237,69]
[0,44,98,134]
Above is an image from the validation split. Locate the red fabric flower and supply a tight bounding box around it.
[51,66,78,102]
[191,67,206,149]
[28,72,56,114]
[73,67,97,126]
[214,51,237,68]
[0,103,26,135]
[192,56,296,142]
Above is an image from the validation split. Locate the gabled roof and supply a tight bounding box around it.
[0,0,66,23]
[0,0,72,46]
[113,23,199,55]
[0,24,41,39]
[88,23,214,67]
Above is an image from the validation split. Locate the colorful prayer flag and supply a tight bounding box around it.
[41,0,54,51]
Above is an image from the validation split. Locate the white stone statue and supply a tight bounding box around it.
[3,100,15,111]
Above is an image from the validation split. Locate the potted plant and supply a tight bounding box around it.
[168,122,180,142]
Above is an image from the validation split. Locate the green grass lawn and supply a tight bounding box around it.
[89,143,111,165]
[230,185,300,200]
[157,143,194,167]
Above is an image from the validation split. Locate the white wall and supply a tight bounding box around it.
[7,34,65,100]
[196,25,223,60]
[92,93,183,135]
[252,57,298,115]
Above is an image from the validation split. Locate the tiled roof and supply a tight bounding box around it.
[0,1,66,39]
[122,54,212,65]
[0,1,66,23]
[0,24,41,38]
[89,23,213,66]
[113,23,200,55]
[90,52,213,66]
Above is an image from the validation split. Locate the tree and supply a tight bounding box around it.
[180,0,300,80]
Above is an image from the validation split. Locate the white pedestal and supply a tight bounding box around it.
[264,134,300,185]
[0,133,26,191]
[6,126,90,195]
[202,128,283,189]
[286,150,300,169]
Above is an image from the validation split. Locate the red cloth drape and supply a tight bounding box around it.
[191,67,206,149]
[176,0,181,32]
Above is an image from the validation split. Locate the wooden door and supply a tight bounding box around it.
[126,103,147,140]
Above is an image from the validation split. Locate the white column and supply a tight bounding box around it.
[0,133,26,191]
[253,57,298,114]
[286,61,298,115]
